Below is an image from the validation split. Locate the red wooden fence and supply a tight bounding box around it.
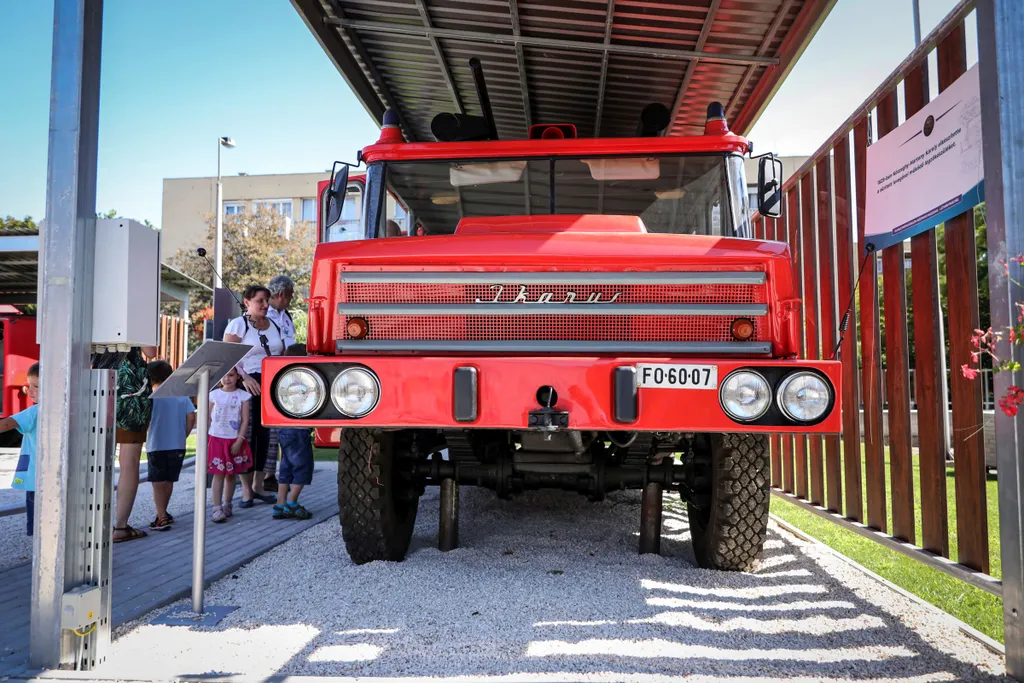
[157,315,188,369]
[752,3,998,593]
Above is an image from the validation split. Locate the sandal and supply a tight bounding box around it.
[113,525,148,543]
[148,516,173,531]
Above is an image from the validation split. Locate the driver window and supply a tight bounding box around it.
[324,182,363,243]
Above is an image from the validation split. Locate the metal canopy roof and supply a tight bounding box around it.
[292,0,834,142]
[0,230,210,306]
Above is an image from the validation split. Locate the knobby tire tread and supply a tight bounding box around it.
[338,429,417,564]
[689,433,770,572]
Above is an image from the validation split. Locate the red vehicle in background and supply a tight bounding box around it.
[0,313,39,448]
[263,65,840,572]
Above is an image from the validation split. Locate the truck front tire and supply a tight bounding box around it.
[687,433,770,572]
[338,429,419,564]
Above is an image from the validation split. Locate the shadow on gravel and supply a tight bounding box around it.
[125,486,1004,682]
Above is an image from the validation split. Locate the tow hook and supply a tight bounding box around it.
[528,385,569,432]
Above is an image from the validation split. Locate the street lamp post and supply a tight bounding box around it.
[215,136,236,289]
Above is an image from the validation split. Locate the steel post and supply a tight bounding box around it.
[192,368,211,614]
[977,0,1024,676]
[31,0,103,669]
[639,483,662,554]
[439,478,459,551]
[62,371,115,668]
[214,140,223,290]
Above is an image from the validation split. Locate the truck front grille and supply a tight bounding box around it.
[335,271,771,354]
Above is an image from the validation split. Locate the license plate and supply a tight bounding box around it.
[636,364,718,389]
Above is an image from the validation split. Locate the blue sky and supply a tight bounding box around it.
[0,0,972,228]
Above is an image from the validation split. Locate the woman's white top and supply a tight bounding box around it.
[209,388,253,439]
[224,315,286,375]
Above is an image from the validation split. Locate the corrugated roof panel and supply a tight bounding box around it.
[297,0,833,141]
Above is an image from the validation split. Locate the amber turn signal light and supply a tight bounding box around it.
[731,318,754,341]
[346,317,369,339]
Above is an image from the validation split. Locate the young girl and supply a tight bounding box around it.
[208,367,253,523]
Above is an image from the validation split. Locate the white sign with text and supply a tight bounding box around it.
[864,64,983,251]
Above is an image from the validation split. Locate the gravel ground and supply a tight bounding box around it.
[0,459,199,572]
[90,485,1005,682]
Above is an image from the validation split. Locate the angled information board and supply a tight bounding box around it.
[151,339,251,621]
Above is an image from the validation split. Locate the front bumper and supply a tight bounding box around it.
[261,355,841,434]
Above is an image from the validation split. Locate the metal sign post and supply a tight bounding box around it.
[150,340,251,625]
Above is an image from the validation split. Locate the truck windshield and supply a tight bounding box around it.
[371,154,749,238]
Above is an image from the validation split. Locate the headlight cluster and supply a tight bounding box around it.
[275,366,380,419]
[719,370,831,423]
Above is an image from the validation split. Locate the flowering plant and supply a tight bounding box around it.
[962,255,1024,416]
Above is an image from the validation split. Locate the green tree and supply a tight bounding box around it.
[1,215,38,231]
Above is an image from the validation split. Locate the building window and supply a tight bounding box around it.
[253,199,293,218]
[301,198,316,222]
[224,202,246,216]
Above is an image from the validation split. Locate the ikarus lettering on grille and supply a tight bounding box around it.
[475,284,622,304]
[636,363,718,389]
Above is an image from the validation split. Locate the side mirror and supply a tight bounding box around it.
[324,163,351,228]
[757,155,784,219]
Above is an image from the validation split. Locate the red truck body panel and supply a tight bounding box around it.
[1,316,39,419]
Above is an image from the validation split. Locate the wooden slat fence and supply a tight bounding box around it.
[752,1,999,593]
[157,315,188,369]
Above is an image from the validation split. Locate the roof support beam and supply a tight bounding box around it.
[726,0,795,119]
[593,0,616,137]
[326,17,780,67]
[665,0,721,135]
[414,0,465,114]
[318,0,416,139]
[508,0,531,132]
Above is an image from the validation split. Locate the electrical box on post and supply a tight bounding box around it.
[92,219,160,348]
[61,585,102,631]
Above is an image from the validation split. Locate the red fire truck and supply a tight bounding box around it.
[263,77,840,571]
[0,313,39,448]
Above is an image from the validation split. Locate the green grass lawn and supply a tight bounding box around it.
[771,444,1004,642]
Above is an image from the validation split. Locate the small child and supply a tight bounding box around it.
[0,363,39,536]
[274,344,314,520]
[208,366,253,523]
[145,361,196,531]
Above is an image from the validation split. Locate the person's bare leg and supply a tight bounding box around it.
[114,444,142,537]
[253,471,268,496]
[287,484,304,504]
[277,483,288,506]
[239,471,254,501]
[224,474,237,504]
[153,482,173,519]
[211,474,224,509]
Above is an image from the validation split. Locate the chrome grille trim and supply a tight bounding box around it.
[340,271,766,285]
[339,303,768,317]
[336,340,773,355]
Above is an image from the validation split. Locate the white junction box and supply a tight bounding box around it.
[61,585,103,631]
[92,219,160,347]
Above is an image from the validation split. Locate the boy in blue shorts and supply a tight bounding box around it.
[0,363,39,536]
[145,360,196,531]
[274,344,314,520]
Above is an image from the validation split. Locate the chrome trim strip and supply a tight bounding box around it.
[340,271,767,285]
[339,303,768,317]
[335,340,773,354]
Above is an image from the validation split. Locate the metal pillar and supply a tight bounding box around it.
[32,0,104,670]
[439,478,459,551]
[62,371,116,668]
[639,483,662,554]
[977,0,1024,676]
[192,369,211,614]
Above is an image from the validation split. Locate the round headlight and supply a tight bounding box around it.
[777,372,831,422]
[331,367,381,417]
[719,370,772,421]
[275,367,326,418]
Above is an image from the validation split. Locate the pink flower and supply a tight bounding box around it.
[1001,399,1019,417]
[970,351,980,362]
[961,364,980,380]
